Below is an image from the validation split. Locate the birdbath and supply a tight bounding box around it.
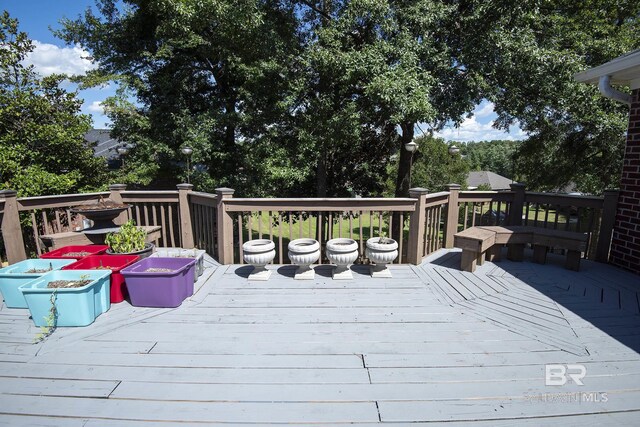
[288,238,320,280]
[70,198,131,235]
[242,239,276,281]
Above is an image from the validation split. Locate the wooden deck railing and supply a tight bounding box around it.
[0,183,620,266]
[17,191,109,256]
[220,196,416,265]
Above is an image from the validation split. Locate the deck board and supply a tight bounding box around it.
[1,249,639,424]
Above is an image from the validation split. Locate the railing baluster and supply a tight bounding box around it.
[168,205,176,247]
[359,211,363,262]
[398,212,404,263]
[424,207,431,256]
[348,212,353,240]
[328,212,333,240]
[238,213,244,264]
[543,204,550,228]
[299,212,303,239]
[31,212,41,255]
[317,212,323,264]
[463,203,469,230]
[524,203,530,226]
[248,213,253,242]
[278,213,283,264]
[160,204,167,246]
[534,203,540,227]
[553,205,560,229]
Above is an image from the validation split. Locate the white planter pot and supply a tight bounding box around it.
[366,237,398,278]
[326,238,359,280]
[288,238,320,280]
[242,239,276,281]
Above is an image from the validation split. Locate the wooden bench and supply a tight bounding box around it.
[478,226,534,262]
[454,226,589,272]
[532,229,588,271]
[453,227,496,273]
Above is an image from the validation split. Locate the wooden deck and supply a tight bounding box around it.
[1,249,639,425]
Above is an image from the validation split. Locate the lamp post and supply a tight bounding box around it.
[404,141,419,189]
[448,145,460,156]
[116,146,129,168]
[181,146,193,183]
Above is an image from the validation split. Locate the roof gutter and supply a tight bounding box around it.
[598,75,631,105]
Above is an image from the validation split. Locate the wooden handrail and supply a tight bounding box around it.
[17,192,109,211]
[458,191,515,203]
[524,192,604,209]
[424,192,450,208]
[121,191,179,203]
[223,198,417,212]
[190,192,218,208]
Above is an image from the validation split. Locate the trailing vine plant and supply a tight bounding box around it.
[34,289,57,343]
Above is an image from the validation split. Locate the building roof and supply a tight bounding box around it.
[84,129,121,160]
[467,171,514,190]
[574,49,640,89]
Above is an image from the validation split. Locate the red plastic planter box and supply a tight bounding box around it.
[40,245,109,260]
[63,255,140,303]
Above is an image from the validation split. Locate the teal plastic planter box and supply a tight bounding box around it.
[20,269,111,327]
[0,259,76,308]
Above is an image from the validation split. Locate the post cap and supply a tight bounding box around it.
[604,188,620,195]
[409,187,429,196]
[0,189,17,197]
[445,183,461,190]
[215,187,235,196]
[109,184,127,191]
[177,183,194,191]
[510,182,526,190]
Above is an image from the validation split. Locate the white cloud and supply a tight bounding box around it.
[434,115,526,142]
[86,100,105,114]
[24,41,96,77]
[474,101,495,119]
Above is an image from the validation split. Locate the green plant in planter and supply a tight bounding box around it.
[105,220,147,253]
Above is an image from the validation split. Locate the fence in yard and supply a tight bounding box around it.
[0,183,619,266]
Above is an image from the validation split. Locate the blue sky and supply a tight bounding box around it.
[3,1,526,141]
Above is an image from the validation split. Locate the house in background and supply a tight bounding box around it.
[466,171,514,191]
[84,129,124,169]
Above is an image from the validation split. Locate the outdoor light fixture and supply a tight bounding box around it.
[448,145,460,156]
[404,141,418,153]
[404,141,419,189]
[117,146,129,167]
[181,146,193,184]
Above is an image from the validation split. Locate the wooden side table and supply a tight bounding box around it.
[40,225,162,251]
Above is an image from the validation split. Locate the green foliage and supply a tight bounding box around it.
[105,220,147,253]
[0,12,108,197]
[386,135,469,194]
[57,1,639,198]
[33,289,57,343]
[461,140,520,180]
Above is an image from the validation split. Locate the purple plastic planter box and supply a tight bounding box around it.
[121,257,196,308]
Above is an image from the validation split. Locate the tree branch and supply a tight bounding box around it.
[298,1,332,22]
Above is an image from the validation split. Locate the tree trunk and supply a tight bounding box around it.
[392,123,415,243]
[316,148,327,197]
[394,123,415,198]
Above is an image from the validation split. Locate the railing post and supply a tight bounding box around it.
[216,188,235,264]
[509,183,526,226]
[177,183,195,249]
[444,184,461,248]
[407,188,428,265]
[595,189,619,263]
[108,184,128,225]
[0,190,27,263]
